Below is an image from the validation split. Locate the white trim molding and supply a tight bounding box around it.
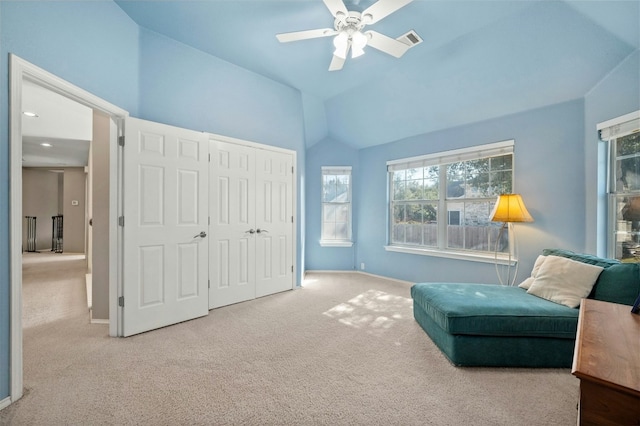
[384,245,517,266]
[9,54,129,407]
[0,396,12,411]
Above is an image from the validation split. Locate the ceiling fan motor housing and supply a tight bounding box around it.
[334,11,369,34]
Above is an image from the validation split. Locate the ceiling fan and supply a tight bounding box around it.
[276,0,419,71]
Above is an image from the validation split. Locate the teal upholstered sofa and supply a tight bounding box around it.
[411,249,640,368]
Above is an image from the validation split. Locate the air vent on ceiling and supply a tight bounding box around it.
[396,30,423,48]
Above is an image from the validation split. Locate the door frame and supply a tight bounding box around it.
[8,55,128,404]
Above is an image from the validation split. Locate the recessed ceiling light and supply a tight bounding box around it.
[23,111,39,118]
[40,142,52,148]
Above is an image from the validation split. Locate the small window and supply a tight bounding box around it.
[321,166,353,247]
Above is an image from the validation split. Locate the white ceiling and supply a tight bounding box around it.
[22,79,92,168]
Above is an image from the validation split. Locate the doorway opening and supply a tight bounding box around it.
[9,54,128,404]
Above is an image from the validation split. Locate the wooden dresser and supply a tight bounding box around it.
[572,298,640,425]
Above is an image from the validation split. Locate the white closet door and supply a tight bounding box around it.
[255,149,294,297]
[209,141,256,308]
[209,140,295,308]
[122,117,209,336]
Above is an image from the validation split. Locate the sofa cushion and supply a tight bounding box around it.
[542,248,620,269]
[518,254,547,290]
[591,262,640,306]
[526,255,603,308]
[411,283,579,339]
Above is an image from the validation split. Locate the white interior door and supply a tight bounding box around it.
[122,117,209,336]
[209,141,256,308]
[209,140,294,308]
[255,149,294,297]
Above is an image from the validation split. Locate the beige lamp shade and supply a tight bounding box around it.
[490,194,534,223]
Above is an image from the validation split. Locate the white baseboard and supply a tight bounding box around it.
[304,269,413,286]
[89,309,109,324]
[85,273,92,309]
[0,396,12,410]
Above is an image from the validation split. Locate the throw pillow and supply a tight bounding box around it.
[518,255,547,290]
[526,255,604,308]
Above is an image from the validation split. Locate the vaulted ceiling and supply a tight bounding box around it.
[115,0,638,149]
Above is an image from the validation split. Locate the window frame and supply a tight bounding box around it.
[385,140,515,264]
[599,110,640,260]
[320,166,353,247]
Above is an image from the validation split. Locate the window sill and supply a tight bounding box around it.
[320,240,354,248]
[384,245,516,266]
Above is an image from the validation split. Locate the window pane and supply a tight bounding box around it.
[446,163,465,198]
[446,201,505,251]
[424,178,438,200]
[393,178,406,201]
[322,176,336,202]
[617,156,640,191]
[391,204,406,243]
[491,155,512,171]
[447,202,464,248]
[464,159,490,198]
[405,225,422,244]
[615,133,640,192]
[406,204,422,224]
[335,205,349,222]
[491,171,512,195]
[323,204,336,222]
[406,167,423,180]
[336,182,349,201]
[617,132,640,156]
[614,195,640,260]
[334,223,348,240]
[425,166,439,201]
[322,222,336,240]
[336,174,350,185]
[407,179,424,199]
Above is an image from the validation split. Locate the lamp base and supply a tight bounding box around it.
[494,222,519,286]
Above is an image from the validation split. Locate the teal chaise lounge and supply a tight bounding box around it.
[411,249,640,367]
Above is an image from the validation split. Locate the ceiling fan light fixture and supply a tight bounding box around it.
[333,31,349,59]
[351,31,367,58]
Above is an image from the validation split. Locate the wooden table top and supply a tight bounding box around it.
[572,298,640,395]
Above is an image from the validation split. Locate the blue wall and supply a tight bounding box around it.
[352,100,587,284]
[0,0,140,402]
[0,1,307,402]
[305,138,359,270]
[584,50,640,256]
[137,29,307,283]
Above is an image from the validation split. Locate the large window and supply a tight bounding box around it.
[387,141,513,260]
[321,166,352,247]
[601,111,640,261]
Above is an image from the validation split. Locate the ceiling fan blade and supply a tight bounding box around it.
[328,54,346,71]
[361,0,414,24]
[323,0,349,18]
[366,30,411,58]
[276,28,337,43]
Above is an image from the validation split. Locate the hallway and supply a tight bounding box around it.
[22,252,89,329]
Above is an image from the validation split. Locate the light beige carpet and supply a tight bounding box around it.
[1,256,578,425]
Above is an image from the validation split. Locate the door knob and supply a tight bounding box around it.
[194,231,207,238]
[256,228,269,234]
[245,229,256,234]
